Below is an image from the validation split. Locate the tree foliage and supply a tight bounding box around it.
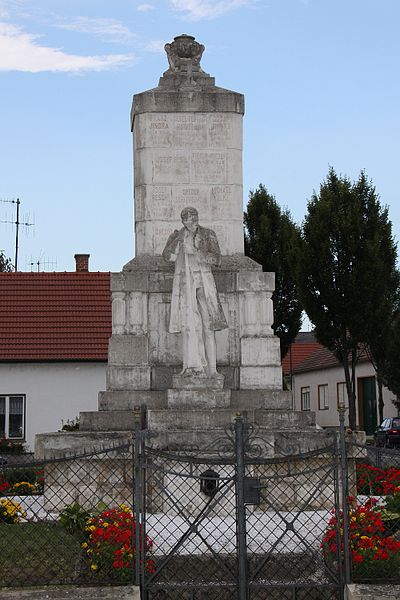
[376,316,400,412]
[0,252,13,272]
[298,168,399,429]
[244,184,303,358]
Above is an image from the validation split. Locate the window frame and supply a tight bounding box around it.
[301,386,311,411]
[318,384,329,411]
[0,394,26,440]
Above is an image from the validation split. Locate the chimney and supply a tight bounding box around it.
[74,254,90,272]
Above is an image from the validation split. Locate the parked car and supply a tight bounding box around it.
[374,417,400,448]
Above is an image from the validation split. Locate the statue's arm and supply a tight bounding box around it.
[199,229,221,267]
[163,230,181,263]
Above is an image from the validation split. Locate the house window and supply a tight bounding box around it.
[301,387,311,411]
[0,395,25,439]
[337,382,346,407]
[318,385,329,410]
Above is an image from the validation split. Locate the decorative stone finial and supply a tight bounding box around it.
[159,34,215,89]
[165,34,205,72]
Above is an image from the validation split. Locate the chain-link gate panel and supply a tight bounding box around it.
[136,419,345,600]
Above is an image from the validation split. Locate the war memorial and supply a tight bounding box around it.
[14,34,394,600]
[0,35,394,600]
[37,34,327,458]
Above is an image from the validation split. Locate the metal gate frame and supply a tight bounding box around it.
[133,416,346,600]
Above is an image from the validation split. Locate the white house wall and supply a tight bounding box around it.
[0,362,105,451]
[293,362,397,429]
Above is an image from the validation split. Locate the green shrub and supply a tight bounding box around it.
[59,502,91,535]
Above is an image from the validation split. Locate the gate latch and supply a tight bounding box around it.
[243,477,261,505]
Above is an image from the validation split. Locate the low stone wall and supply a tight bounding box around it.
[0,585,140,600]
[347,584,400,599]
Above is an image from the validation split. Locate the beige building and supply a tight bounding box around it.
[291,344,398,434]
[0,255,109,451]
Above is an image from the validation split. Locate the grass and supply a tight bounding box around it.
[0,522,84,586]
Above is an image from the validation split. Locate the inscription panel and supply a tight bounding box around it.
[210,186,237,219]
[135,186,173,221]
[191,151,226,184]
[208,115,231,148]
[172,186,209,220]
[173,114,207,147]
[148,114,172,146]
[153,154,190,184]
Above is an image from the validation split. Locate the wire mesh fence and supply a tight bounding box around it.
[1,416,399,597]
[0,443,136,587]
[344,441,400,584]
[138,421,343,600]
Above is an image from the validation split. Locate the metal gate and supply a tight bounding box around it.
[134,417,345,600]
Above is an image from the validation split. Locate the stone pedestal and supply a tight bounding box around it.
[35,35,326,460]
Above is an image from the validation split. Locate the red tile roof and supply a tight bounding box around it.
[293,345,369,373]
[0,272,111,361]
[281,333,321,375]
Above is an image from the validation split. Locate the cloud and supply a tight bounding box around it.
[0,22,134,72]
[146,39,165,53]
[53,16,137,44]
[137,4,155,12]
[169,0,249,20]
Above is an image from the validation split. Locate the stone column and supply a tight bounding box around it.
[131,34,245,258]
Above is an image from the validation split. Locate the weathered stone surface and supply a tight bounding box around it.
[167,389,231,408]
[133,114,244,256]
[131,89,244,122]
[240,366,283,390]
[98,390,166,410]
[147,408,239,431]
[121,255,261,276]
[346,584,400,600]
[108,335,148,365]
[35,431,133,459]
[254,410,315,428]
[151,366,180,390]
[107,366,151,390]
[240,336,281,367]
[230,389,291,409]
[236,270,275,292]
[172,373,224,390]
[80,410,138,431]
[0,586,140,600]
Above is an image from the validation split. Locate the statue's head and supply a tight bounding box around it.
[181,206,199,232]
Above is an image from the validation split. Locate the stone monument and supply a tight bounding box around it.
[37,34,326,457]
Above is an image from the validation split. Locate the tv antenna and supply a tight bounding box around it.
[27,255,57,272]
[0,198,34,271]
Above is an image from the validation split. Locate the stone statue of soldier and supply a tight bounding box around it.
[162,207,227,377]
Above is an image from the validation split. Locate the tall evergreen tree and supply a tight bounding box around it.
[244,184,302,359]
[0,252,13,272]
[298,168,399,429]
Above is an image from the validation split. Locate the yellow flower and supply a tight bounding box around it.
[82,542,88,548]
[360,536,369,540]
[90,564,98,571]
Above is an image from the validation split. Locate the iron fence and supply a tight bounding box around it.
[0,442,134,587]
[137,419,343,600]
[0,414,399,597]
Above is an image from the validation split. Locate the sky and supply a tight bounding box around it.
[0,0,399,274]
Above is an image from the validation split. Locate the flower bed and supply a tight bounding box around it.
[356,463,400,496]
[0,498,26,524]
[0,467,44,496]
[323,460,400,580]
[83,505,155,581]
